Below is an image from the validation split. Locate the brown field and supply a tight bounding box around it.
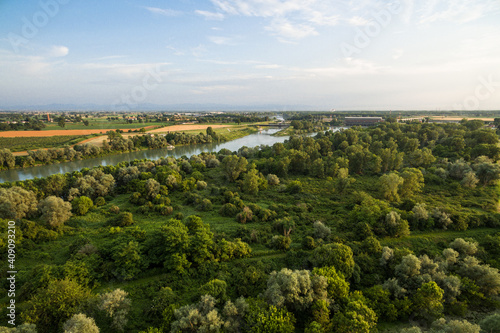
[0,126,157,138]
[428,116,495,121]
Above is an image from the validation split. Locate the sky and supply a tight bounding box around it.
[0,0,499,111]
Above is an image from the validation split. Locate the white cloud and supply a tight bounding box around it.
[265,18,318,40]
[195,10,225,20]
[255,64,282,69]
[417,0,498,25]
[49,45,69,57]
[145,7,182,17]
[208,36,235,45]
[205,0,340,41]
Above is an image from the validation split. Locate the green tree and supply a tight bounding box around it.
[336,168,355,194]
[412,281,444,322]
[266,174,280,185]
[475,162,500,185]
[430,318,480,333]
[144,178,161,200]
[98,289,131,332]
[243,167,259,195]
[480,313,500,333]
[22,279,91,333]
[400,168,425,198]
[461,171,479,188]
[62,313,99,333]
[199,279,227,301]
[222,155,248,182]
[0,187,38,220]
[58,117,66,128]
[0,148,15,169]
[264,268,327,312]
[379,172,404,201]
[310,243,355,279]
[0,323,37,332]
[331,300,377,333]
[72,196,93,215]
[312,266,349,300]
[246,303,296,333]
[38,196,72,229]
[170,295,224,333]
[112,241,144,280]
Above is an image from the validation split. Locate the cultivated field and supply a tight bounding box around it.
[428,116,495,121]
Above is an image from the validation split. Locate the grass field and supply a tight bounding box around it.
[0,135,92,152]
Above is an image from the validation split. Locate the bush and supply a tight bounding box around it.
[94,196,106,207]
[72,196,94,216]
[111,212,134,227]
[480,313,500,333]
[196,180,207,190]
[237,207,253,224]
[287,180,303,194]
[197,199,213,212]
[109,205,120,214]
[270,235,291,251]
[267,174,280,185]
[219,203,240,217]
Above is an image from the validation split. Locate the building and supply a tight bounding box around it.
[345,117,384,126]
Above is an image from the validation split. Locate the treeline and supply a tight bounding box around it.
[0,118,46,131]
[0,128,225,170]
[197,114,270,124]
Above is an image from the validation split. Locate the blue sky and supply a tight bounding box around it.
[0,0,499,110]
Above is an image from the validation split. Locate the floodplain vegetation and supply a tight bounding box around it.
[0,127,254,170]
[2,120,500,332]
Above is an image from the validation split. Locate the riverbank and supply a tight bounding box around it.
[0,128,290,183]
[272,125,328,137]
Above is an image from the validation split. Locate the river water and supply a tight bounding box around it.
[0,128,296,183]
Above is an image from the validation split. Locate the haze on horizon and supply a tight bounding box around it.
[0,0,499,111]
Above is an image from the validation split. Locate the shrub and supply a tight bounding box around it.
[72,196,94,216]
[94,196,106,207]
[111,212,134,227]
[197,199,213,212]
[270,235,291,251]
[219,203,239,217]
[287,180,303,194]
[196,180,207,190]
[109,205,120,214]
[237,207,253,224]
[267,174,280,185]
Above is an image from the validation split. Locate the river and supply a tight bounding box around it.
[0,128,296,183]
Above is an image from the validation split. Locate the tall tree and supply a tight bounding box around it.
[38,196,72,229]
[0,186,38,220]
[222,155,248,182]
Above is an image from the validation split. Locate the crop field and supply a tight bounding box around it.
[42,121,171,131]
[0,135,91,152]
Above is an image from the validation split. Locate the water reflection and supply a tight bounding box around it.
[0,128,291,183]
